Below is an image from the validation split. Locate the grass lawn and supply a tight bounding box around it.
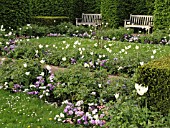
[0,89,74,128]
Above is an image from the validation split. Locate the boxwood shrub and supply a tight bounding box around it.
[134,55,170,114]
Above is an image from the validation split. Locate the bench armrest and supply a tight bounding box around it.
[124,19,131,25]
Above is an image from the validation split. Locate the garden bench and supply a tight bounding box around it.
[124,14,153,34]
[76,13,102,26]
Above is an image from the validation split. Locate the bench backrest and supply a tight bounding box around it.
[82,13,102,23]
[130,14,153,26]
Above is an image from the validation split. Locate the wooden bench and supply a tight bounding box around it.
[76,13,102,26]
[124,14,153,33]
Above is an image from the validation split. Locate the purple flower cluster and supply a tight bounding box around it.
[58,101,106,127]
[100,60,107,67]
[12,84,22,92]
[35,76,45,88]
[3,39,17,54]
[70,58,76,64]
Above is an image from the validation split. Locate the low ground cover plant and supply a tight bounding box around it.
[0,24,170,127]
[1,36,169,77]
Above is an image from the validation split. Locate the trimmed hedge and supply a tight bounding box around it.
[154,0,170,30]
[100,0,155,28]
[32,16,69,26]
[0,0,31,30]
[134,56,170,114]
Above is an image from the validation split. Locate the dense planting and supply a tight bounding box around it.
[0,33,170,127]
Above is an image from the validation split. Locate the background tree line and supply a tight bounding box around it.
[0,0,169,30]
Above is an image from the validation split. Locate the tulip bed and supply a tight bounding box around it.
[0,36,170,127]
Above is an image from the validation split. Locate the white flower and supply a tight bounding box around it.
[84,63,89,68]
[46,93,50,96]
[1,58,6,61]
[135,45,139,49]
[39,86,46,89]
[62,57,66,61]
[58,118,62,122]
[153,50,156,54]
[23,89,29,92]
[118,66,123,70]
[40,59,45,64]
[88,103,94,106]
[114,93,119,99]
[82,47,85,51]
[45,65,51,70]
[93,114,99,120]
[27,24,31,26]
[39,44,43,49]
[98,84,102,88]
[40,72,44,76]
[75,100,84,106]
[66,44,70,49]
[30,85,36,88]
[39,95,43,99]
[99,55,102,58]
[23,63,27,68]
[90,52,93,55]
[4,82,8,85]
[25,72,30,76]
[92,109,98,115]
[140,62,144,66]
[35,50,38,54]
[8,32,12,36]
[62,100,69,105]
[63,41,66,44]
[128,45,131,49]
[135,83,148,96]
[60,113,65,118]
[26,39,30,42]
[45,45,49,48]
[121,49,125,52]
[0,86,3,89]
[91,92,96,95]
[151,55,154,59]
[53,44,56,47]
[94,43,98,47]
[36,37,39,39]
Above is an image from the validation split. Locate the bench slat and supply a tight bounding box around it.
[76,13,102,26]
[124,14,153,33]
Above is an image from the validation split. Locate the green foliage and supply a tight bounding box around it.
[139,29,170,44]
[0,59,43,88]
[101,0,120,28]
[154,0,170,30]
[106,98,170,127]
[53,64,109,104]
[134,56,170,114]
[16,24,50,37]
[0,0,31,30]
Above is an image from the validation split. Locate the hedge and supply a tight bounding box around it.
[135,55,170,114]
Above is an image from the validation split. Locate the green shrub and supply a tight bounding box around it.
[154,0,170,30]
[16,24,50,37]
[0,59,43,89]
[134,56,170,114]
[0,0,31,30]
[53,64,109,104]
[139,29,169,44]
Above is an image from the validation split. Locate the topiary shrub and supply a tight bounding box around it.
[134,55,170,114]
